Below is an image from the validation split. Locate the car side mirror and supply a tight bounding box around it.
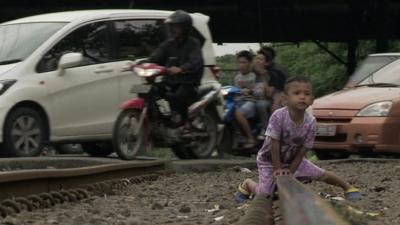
[58,53,83,76]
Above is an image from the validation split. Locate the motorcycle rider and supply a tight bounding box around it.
[147,10,204,128]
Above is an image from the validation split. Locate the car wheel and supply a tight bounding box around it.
[2,107,46,157]
[81,142,113,157]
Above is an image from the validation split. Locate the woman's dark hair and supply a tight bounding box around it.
[261,46,276,60]
[257,46,275,62]
[236,50,253,62]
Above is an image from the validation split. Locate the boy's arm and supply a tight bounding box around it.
[271,138,282,171]
[290,118,317,173]
[266,111,288,176]
[289,146,306,174]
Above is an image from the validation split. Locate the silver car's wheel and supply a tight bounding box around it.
[113,110,145,160]
[2,107,45,157]
[13,116,41,152]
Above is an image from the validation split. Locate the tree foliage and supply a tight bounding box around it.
[274,42,349,97]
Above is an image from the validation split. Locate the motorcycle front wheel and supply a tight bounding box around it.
[112,109,145,160]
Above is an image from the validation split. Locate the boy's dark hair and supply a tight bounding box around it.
[236,50,253,62]
[284,75,312,93]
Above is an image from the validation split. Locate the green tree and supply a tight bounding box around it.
[274,42,349,97]
[216,54,237,69]
[216,54,238,85]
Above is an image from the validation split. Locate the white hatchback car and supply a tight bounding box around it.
[0,10,221,157]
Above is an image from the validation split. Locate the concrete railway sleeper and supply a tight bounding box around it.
[0,174,159,218]
[239,176,349,225]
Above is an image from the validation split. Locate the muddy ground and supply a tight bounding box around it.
[1,160,399,225]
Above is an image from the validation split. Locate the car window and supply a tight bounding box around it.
[114,19,167,60]
[347,56,398,86]
[0,23,66,65]
[37,21,111,73]
[368,60,400,85]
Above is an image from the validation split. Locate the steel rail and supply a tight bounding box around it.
[277,175,349,225]
[0,159,169,201]
[238,193,273,225]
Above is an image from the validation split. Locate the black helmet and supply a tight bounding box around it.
[165,10,192,31]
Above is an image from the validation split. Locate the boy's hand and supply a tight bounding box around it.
[273,169,291,178]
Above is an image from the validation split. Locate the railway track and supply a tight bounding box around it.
[239,175,349,225]
[0,157,169,218]
[0,157,395,222]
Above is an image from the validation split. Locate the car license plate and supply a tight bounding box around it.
[131,84,151,93]
[316,124,336,136]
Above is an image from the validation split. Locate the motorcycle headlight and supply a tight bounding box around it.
[0,80,16,95]
[133,67,161,77]
[357,101,392,117]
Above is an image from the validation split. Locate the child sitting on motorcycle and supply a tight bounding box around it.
[234,76,361,203]
[233,50,257,148]
[253,47,289,140]
[260,46,289,112]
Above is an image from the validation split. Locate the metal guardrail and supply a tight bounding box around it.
[277,176,349,225]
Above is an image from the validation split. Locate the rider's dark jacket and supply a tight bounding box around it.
[148,36,204,86]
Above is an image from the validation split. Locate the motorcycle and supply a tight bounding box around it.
[218,86,265,157]
[112,63,223,160]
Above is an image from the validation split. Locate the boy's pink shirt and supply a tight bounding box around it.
[256,106,316,166]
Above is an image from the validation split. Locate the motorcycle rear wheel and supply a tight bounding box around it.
[112,109,145,160]
[171,109,218,159]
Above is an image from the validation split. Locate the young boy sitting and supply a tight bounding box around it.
[234,50,257,148]
[235,76,361,202]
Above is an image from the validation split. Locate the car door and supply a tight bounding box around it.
[37,21,120,137]
[110,19,167,103]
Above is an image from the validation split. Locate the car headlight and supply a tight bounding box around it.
[357,101,392,117]
[0,80,16,95]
